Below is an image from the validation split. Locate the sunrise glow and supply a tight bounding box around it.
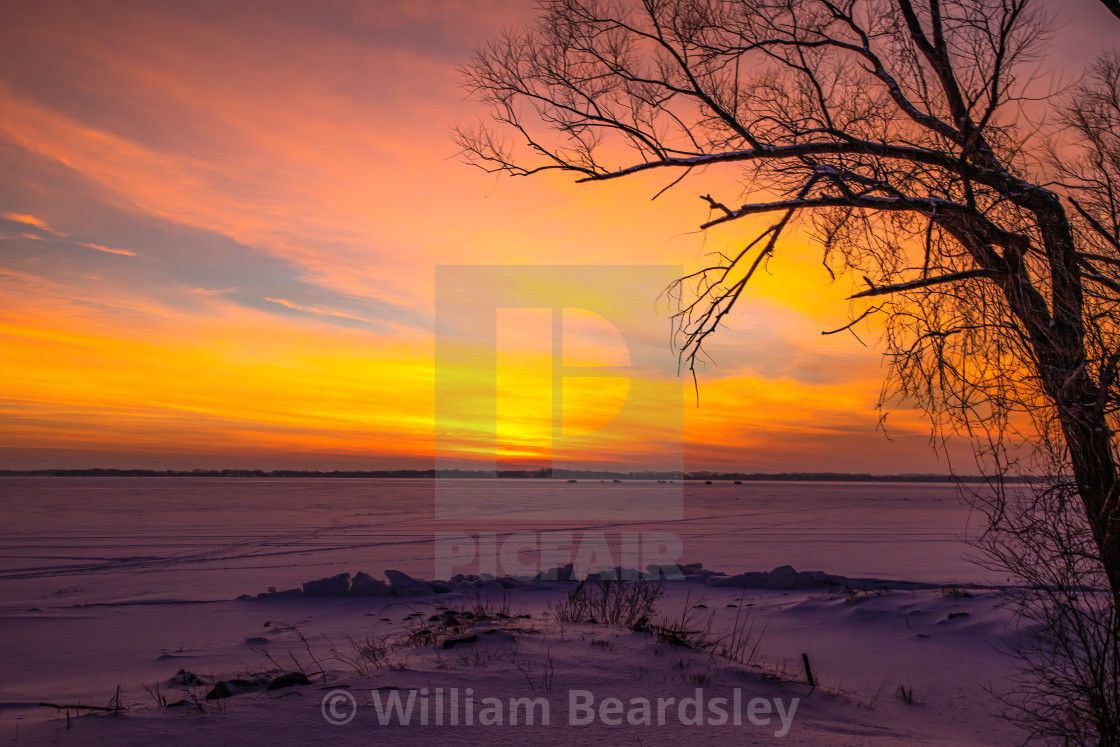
[3,0,1111,473]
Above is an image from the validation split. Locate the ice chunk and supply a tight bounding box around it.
[537,563,576,581]
[708,571,768,588]
[349,571,391,597]
[256,587,303,599]
[384,569,431,596]
[302,572,351,597]
[765,565,801,590]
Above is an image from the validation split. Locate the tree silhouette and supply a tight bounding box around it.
[458,0,1120,739]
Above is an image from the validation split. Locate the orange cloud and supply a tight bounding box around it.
[0,1,990,473]
[2,212,51,230]
[78,241,136,256]
[2,211,64,235]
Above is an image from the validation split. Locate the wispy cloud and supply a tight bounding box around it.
[2,211,64,235]
[263,297,371,323]
[78,241,136,256]
[3,210,133,254]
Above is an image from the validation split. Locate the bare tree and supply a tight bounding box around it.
[457,0,1120,598]
[959,51,1120,744]
[457,0,1120,739]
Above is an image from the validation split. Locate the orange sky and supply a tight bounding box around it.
[1,0,1116,472]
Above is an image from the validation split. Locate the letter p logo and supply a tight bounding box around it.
[434,265,683,522]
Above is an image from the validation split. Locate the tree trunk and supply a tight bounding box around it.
[1013,197,1120,609]
[1057,381,1120,610]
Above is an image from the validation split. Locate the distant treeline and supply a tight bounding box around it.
[0,467,1044,482]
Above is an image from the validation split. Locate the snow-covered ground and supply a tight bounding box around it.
[0,478,1026,744]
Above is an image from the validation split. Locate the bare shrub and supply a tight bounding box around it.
[548,579,662,626]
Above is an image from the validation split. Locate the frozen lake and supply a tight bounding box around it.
[0,477,1024,743]
[0,477,995,609]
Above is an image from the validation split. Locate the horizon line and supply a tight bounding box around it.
[0,467,1051,483]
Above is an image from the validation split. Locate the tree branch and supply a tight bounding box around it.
[848,269,999,299]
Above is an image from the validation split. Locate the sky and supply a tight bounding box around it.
[1,0,1117,473]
